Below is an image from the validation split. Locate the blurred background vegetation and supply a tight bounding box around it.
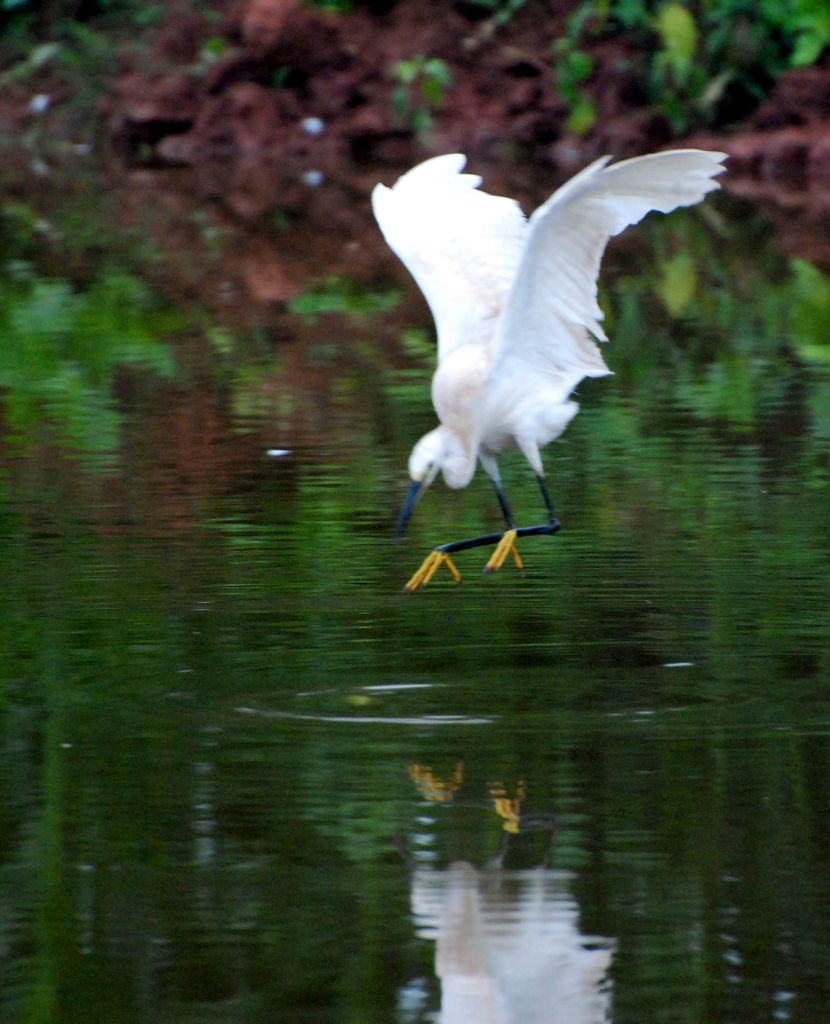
[554,0,830,132]
[0,0,828,154]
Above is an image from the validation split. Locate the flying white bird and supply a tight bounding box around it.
[373,149,726,591]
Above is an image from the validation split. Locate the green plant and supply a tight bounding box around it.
[0,41,60,86]
[57,20,116,85]
[551,37,597,135]
[788,259,830,364]
[0,264,177,458]
[391,55,452,142]
[554,0,830,135]
[0,2,162,109]
[0,18,117,112]
[288,276,400,320]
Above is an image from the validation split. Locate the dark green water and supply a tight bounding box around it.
[1,159,830,1023]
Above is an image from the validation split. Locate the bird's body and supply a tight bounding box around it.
[373,150,726,589]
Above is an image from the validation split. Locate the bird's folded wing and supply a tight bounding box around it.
[372,154,527,362]
[493,149,727,395]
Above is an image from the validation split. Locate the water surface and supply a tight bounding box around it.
[1,154,829,1023]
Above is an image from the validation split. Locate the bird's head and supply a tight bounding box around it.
[395,427,474,537]
[408,427,447,484]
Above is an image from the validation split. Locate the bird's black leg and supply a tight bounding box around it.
[478,474,561,574]
[435,532,507,555]
[536,474,562,531]
[492,478,517,530]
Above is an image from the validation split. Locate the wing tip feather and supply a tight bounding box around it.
[392,152,470,190]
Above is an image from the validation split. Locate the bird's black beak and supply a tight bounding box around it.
[395,479,423,538]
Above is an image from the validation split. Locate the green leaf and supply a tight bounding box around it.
[657,252,697,317]
[613,0,652,30]
[30,43,62,69]
[202,36,227,56]
[790,29,828,67]
[206,326,234,356]
[423,58,452,88]
[394,60,419,85]
[421,78,442,105]
[789,259,830,361]
[565,49,595,84]
[656,3,698,62]
[566,93,596,134]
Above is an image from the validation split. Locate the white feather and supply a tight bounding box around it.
[372,154,527,360]
[493,149,727,401]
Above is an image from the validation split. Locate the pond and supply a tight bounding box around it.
[1,149,830,1023]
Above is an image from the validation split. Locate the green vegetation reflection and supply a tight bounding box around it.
[0,263,178,457]
[1,196,830,1023]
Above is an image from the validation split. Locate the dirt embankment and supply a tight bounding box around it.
[93,0,830,182]
[108,0,580,168]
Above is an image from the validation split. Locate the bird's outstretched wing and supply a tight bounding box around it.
[493,149,727,399]
[372,154,527,361]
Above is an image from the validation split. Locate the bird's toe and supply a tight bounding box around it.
[483,529,524,574]
[403,550,461,592]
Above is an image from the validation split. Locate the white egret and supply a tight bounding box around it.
[373,149,726,591]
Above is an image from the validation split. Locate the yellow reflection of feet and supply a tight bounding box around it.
[489,779,527,834]
[409,762,465,803]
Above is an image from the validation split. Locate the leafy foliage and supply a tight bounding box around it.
[0,264,177,457]
[391,55,453,142]
[552,37,597,134]
[288,276,400,320]
[556,0,830,133]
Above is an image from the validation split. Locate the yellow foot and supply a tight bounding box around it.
[404,550,462,593]
[484,529,524,574]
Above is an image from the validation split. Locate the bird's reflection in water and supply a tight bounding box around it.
[406,765,614,1023]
